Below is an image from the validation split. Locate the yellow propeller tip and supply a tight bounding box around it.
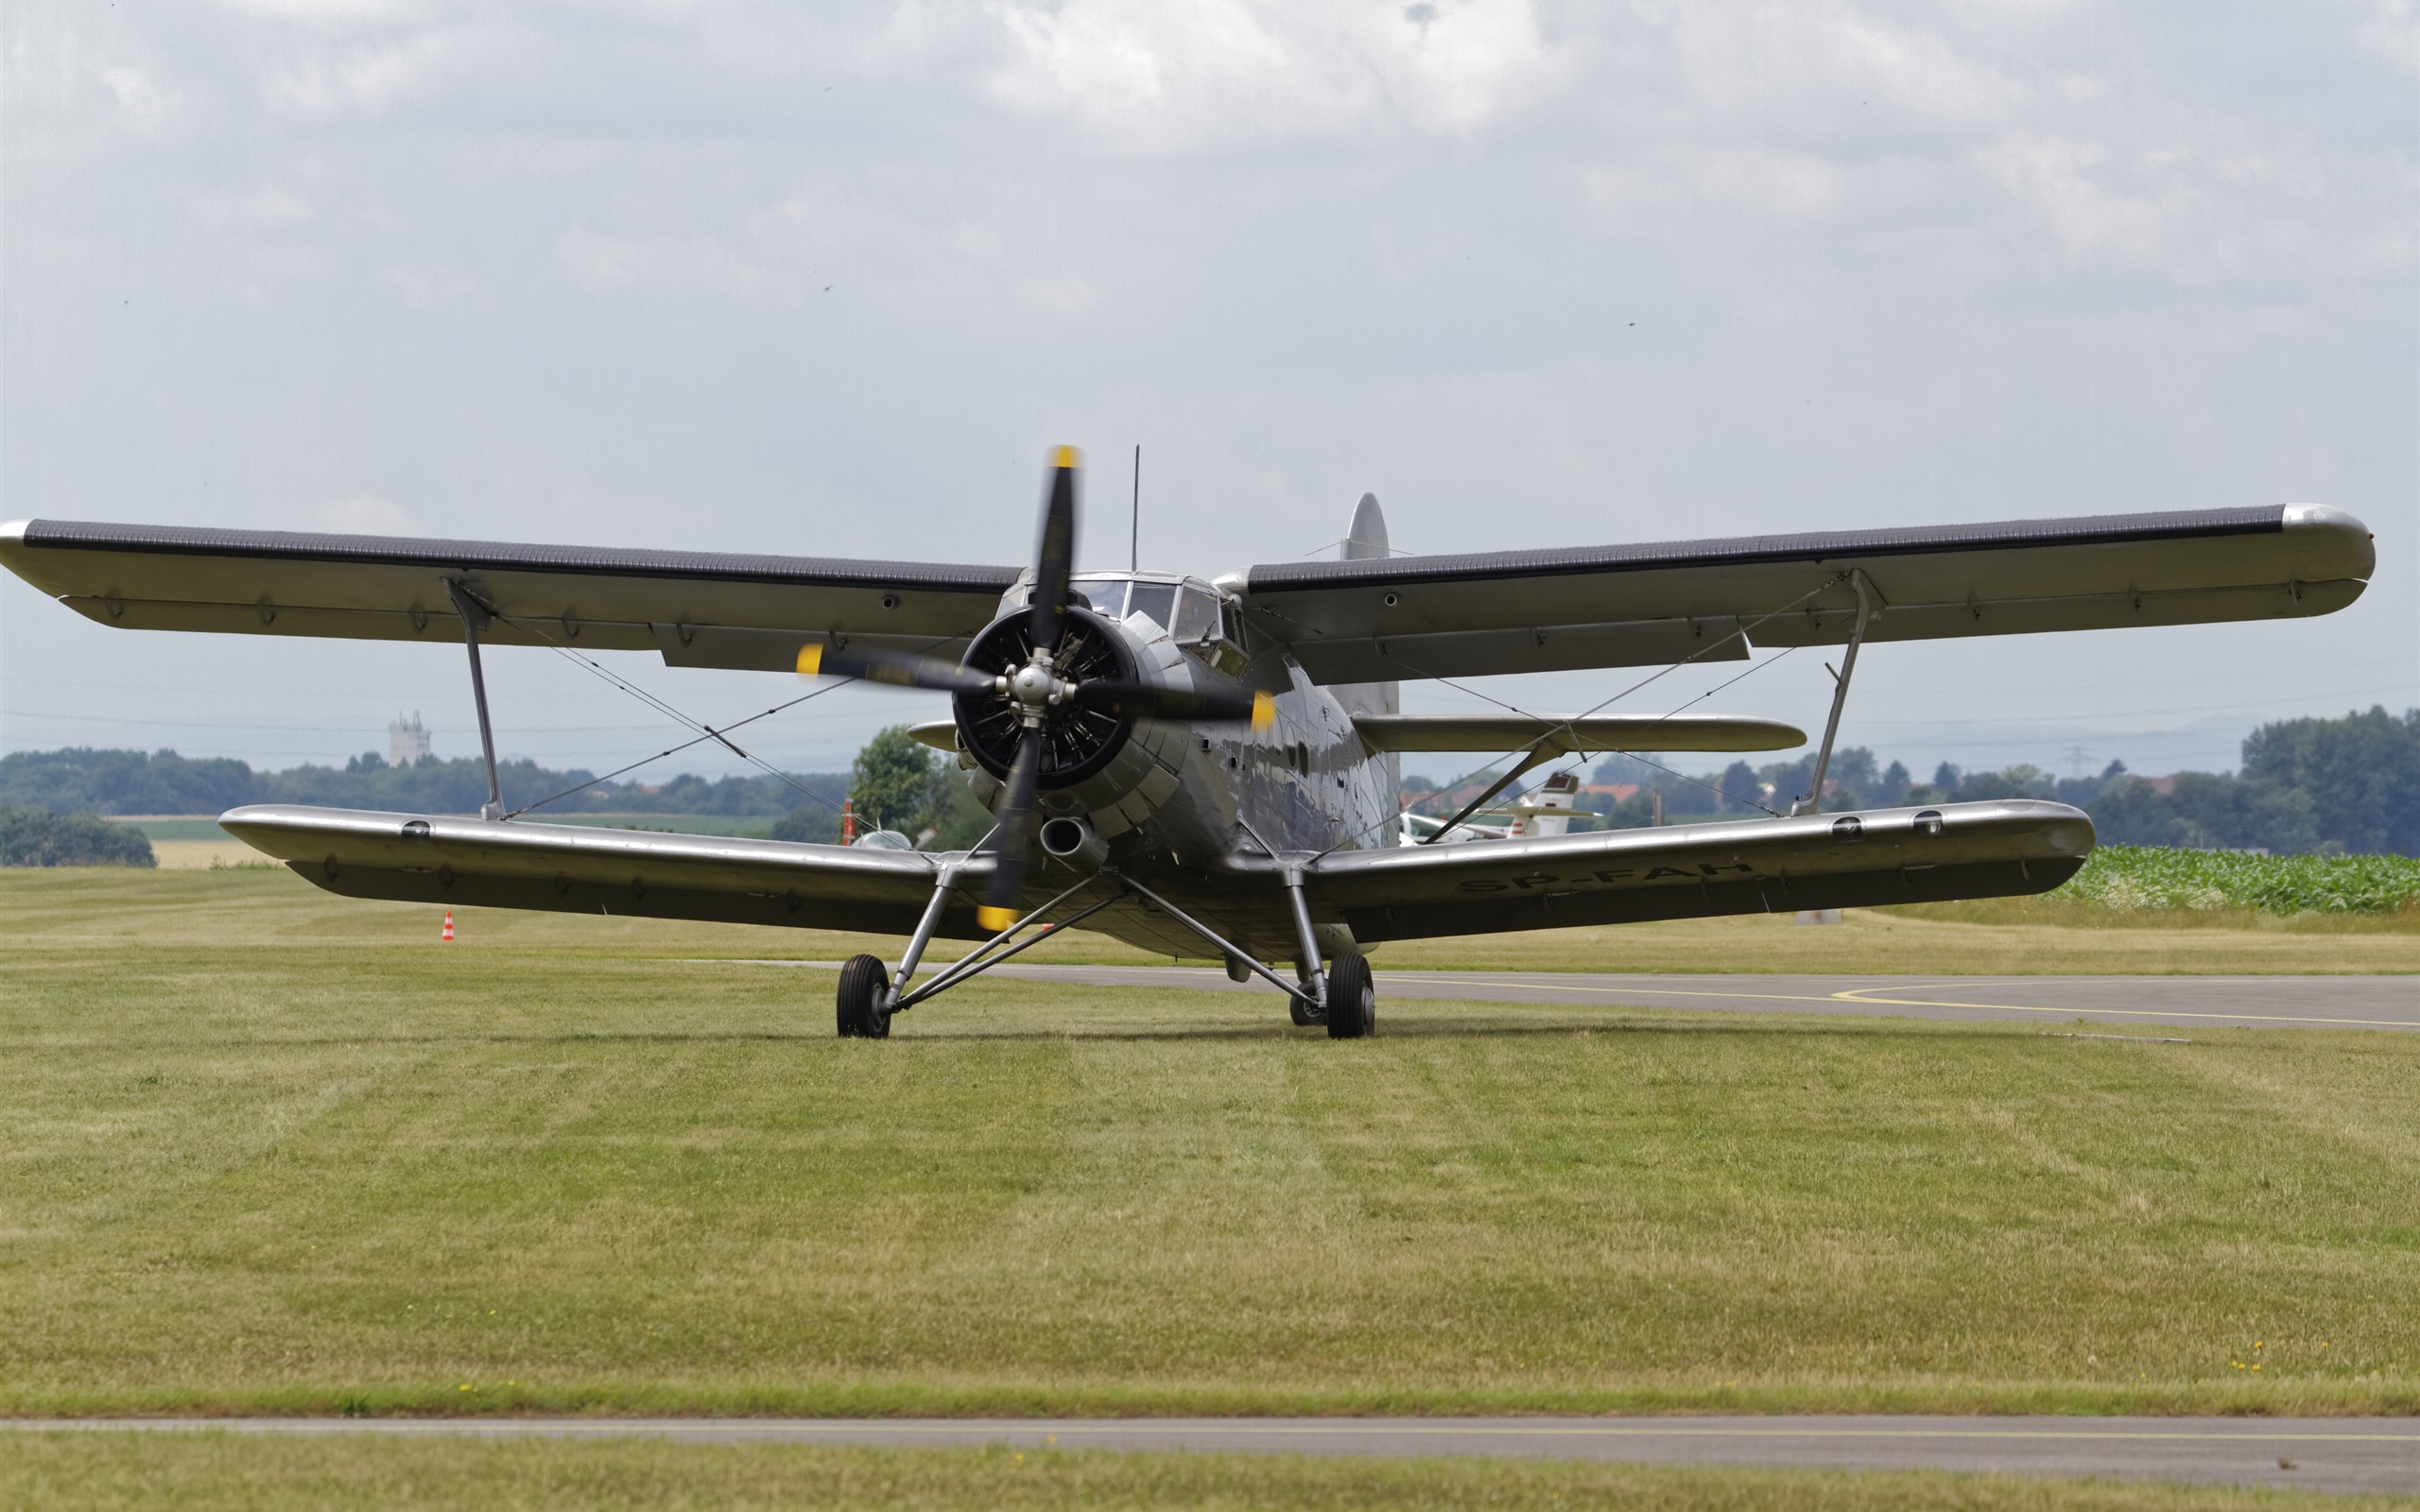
[1051,445,1080,469]
[976,905,1018,932]
[1251,690,1276,731]
[795,644,823,676]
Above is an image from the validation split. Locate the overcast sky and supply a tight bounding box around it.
[5,0,2414,790]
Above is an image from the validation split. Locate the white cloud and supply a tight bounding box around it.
[1646,2,2022,129]
[310,496,420,535]
[217,0,434,26]
[1979,133,2169,260]
[97,65,183,131]
[196,185,317,232]
[558,227,797,305]
[2356,0,2420,74]
[984,0,1557,150]
[380,263,479,306]
[261,22,500,116]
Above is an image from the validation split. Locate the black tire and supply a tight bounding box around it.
[836,954,891,1040]
[1324,953,1374,1040]
[1288,990,1319,1027]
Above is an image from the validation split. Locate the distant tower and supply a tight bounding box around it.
[389,712,432,766]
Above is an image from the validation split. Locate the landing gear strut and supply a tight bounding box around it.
[829,856,1378,1040]
[833,868,1123,1039]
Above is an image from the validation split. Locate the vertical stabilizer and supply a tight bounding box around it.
[1344,491,1390,563]
[1333,492,1400,730]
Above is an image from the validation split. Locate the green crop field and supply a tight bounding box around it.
[2048,846,2420,915]
[6,867,2419,1429]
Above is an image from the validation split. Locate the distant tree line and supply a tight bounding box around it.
[0,732,986,853]
[0,807,155,867]
[1586,706,2418,855]
[11,705,2413,860]
[0,747,847,823]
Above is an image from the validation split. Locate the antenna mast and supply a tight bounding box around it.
[1130,444,1141,573]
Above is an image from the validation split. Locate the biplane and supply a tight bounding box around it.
[0,452,2374,1038]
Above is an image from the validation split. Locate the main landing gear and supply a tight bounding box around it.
[1281,953,1374,1037]
[835,954,892,1039]
[1323,952,1374,1040]
[830,860,1377,1040]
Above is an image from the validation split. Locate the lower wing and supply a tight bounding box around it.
[222,805,995,936]
[1306,799,2093,941]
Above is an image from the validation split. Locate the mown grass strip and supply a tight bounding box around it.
[6,875,2418,1418]
[0,1435,2396,1512]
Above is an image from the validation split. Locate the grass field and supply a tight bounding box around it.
[2,1435,2398,1512]
[6,867,2419,1424]
[9,866,2417,975]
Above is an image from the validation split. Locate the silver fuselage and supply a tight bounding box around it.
[953,572,1398,950]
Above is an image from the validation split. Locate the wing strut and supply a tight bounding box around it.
[1789,570,1876,816]
[1419,747,1559,846]
[443,578,507,821]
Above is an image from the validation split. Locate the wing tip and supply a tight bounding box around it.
[2278,502,2377,584]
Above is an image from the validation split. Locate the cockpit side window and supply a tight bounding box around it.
[1172,587,1220,644]
[1126,581,1176,631]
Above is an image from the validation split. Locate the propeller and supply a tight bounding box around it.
[797,446,1275,933]
[1068,680,1267,723]
[795,643,996,695]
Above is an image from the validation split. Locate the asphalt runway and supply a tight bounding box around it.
[750,962,2420,1032]
[22,1417,2418,1494]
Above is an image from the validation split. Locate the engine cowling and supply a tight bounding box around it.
[951,606,1135,788]
[949,604,1203,841]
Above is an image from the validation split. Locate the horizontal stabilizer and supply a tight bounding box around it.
[1353,713,1803,754]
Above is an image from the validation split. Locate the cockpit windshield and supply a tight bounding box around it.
[1074,576,1181,632]
[1069,575,1250,676]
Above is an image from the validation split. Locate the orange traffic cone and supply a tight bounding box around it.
[441,910,456,942]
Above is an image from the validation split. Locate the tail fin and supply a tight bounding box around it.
[1344,491,1389,564]
[1334,492,1399,721]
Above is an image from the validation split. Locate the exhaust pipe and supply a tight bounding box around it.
[1038,816,1110,870]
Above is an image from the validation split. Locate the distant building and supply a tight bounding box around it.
[389,712,432,766]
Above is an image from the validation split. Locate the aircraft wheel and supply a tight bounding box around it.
[1324,953,1374,1040]
[1288,990,1320,1027]
[836,953,892,1040]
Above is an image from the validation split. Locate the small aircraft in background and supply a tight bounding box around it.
[1,453,2374,1038]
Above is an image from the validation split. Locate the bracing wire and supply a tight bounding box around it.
[504,687,846,818]
[1315,576,1847,853]
[491,611,881,820]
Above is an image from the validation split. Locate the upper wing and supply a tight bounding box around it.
[1305,799,2093,941]
[1237,504,2375,684]
[1352,714,1803,754]
[223,804,997,936]
[0,520,1021,670]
